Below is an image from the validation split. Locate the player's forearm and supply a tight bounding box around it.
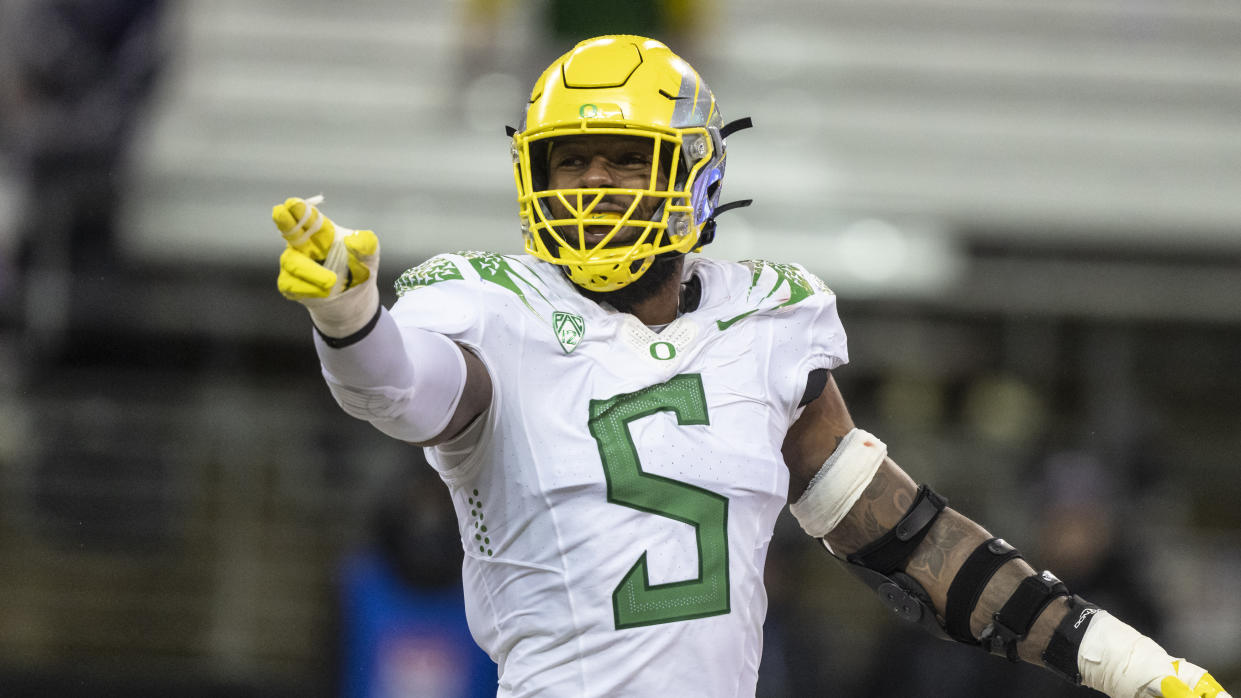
[808,452,1229,698]
[315,306,476,444]
[820,463,1040,649]
[823,464,1097,671]
[894,506,1067,666]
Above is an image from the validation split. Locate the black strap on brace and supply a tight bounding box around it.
[697,199,754,247]
[944,537,1023,644]
[847,485,948,574]
[836,484,948,640]
[1042,595,1101,685]
[979,570,1070,661]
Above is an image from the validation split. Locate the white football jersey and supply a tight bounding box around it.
[388,253,848,698]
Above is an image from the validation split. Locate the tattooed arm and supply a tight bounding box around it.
[782,374,1069,667]
[827,462,1070,664]
[785,376,1232,696]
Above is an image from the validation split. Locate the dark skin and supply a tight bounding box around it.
[425,135,1069,669]
[790,376,1070,666]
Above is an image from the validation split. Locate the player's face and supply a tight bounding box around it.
[544,134,669,247]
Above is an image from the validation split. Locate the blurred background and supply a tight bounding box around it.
[0,0,1238,696]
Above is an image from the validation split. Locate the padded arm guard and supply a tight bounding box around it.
[831,485,951,640]
[795,428,1086,674]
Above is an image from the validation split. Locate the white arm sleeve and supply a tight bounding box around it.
[314,307,468,442]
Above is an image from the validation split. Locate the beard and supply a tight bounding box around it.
[575,254,685,314]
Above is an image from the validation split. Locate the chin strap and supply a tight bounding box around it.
[698,117,756,248]
[698,199,753,247]
[719,117,753,139]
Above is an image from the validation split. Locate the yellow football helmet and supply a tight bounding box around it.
[511,35,745,292]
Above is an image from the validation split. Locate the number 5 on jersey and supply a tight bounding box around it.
[588,373,730,629]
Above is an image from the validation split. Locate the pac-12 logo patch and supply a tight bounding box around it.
[552,311,585,354]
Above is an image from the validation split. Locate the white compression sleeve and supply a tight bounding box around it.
[314,307,468,443]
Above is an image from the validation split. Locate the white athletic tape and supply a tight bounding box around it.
[301,275,379,338]
[288,194,326,249]
[789,428,888,540]
[1078,610,1177,698]
[289,194,353,297]
[321,233,351,297]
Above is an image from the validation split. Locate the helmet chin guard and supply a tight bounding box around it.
[511,35,739,292]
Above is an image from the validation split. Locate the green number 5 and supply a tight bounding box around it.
[588,373,730,629]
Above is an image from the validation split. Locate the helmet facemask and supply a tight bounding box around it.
[511,36,730,293]
[516,125,716,292]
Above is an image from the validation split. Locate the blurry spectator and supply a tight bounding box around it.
[3,0,168,272]
[1030,451,1162,636]
[543,0,665,42]
[337,466,497,698]
[1,0,169,363]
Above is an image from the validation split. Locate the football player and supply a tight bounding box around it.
[273,35,1231,698]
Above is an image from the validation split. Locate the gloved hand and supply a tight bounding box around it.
[1079,610,1231,698]
[1149,661,1230,698]
[273,195,380,337]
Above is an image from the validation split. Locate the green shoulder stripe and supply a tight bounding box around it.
[747,259,830,305]
[394,251,551,317]
[716,259,832,330]
[394,255,463,295]
[461,251,551,314]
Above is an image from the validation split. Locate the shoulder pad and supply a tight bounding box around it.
[742,259,832,301]
[716,259,833,330]
[394,253,469,295]
[394,251,554,316]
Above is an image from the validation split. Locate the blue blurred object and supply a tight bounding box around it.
[338,550,496,698]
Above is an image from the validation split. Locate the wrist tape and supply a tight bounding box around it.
[302,279,380,338]
[1077,610,1176,697]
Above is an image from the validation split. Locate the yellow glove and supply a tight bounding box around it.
[273,196,377,299]
[273,195,381,337]
[1154,662,1230,698]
